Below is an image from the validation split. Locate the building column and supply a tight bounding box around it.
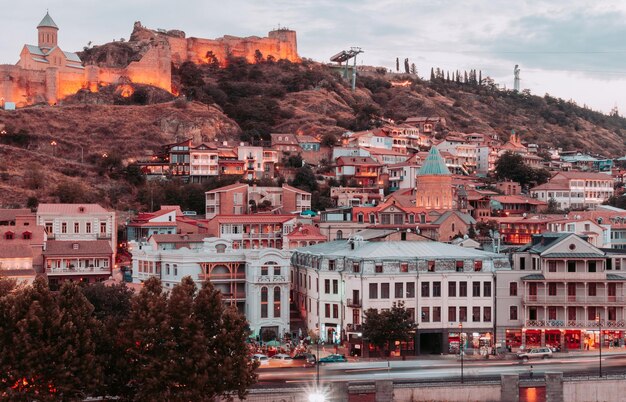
[500,374,519,402]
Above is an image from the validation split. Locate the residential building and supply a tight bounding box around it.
[126,205,207,243]
[206,214,297,250]
[271,133,301,153]
[496,233,626,352]
[490,195,547,217]
[330,187,384,207]
[530,172,614,210]
[297,135,321,152]
[0,215,46,284]
[189,143,219,182]
[335,156,382,187]
[130,236,291,339]
[291,239,510,356]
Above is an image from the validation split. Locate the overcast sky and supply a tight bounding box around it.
[2,0,626,114]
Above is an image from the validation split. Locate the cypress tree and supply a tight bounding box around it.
[430,67,435,81]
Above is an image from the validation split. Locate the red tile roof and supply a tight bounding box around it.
[211,215,296,224]
[0,209,32,222]
[336,156,381,166]
[37,204,111,215]
[44,240,113,256]
[150,234,209,243]
[285,224,327,240]
[0,244,33,259]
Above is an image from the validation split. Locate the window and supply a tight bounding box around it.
[448,306,456,322]
[381,283,390,299]
[588,283,597,296]
[509,282,518,296]
[428,261,435,272]
[421,282,430,297]
[548,283,557,296]
[455,261,464,272]
[510,306,518,320]
[472,307,480,322]
[529,307,537,320]
[548,306,556,320]
[375,263,383,273]
[400,263,409,272]
[45,223,53,234]
[353,263,360,273]
[472,282,480,297]
[336,230,343,240]
[61,222,67,234]
[22,232,31,240]
[74,222,79,233]
[519,257,526,270]
[325,279,330,294]
[406,282,415,298]
[100,222,106,234]
[325,303,331,318]
[483,307,492,322]
[459,281,467,297]
[483,282,491,297]
[273,287,281,318]
[333,280,338,294]
[369,283,378,299]
[329,260,335,271]
[173,264,178,276]
[548,261,557,272]
[433,281,441,297]
[448,281,456,297]
[459,306,467,322]
[568,261,576,273]
[333,304,339,319]
[421,307,430,322]
[588,261,597,273]
[261,287,268,318]
[474,260,483,271]
[433,306,441,322]
[273,266,281,276]
[395,282,403,298]
[262,266,268,276]
[166,264,170,275]
[353,309,360,325]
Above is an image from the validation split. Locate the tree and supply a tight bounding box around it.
[291,165,318,193]
[430,67,435,81]
[475,220,499,238]
[362,301,416,357]
[404,58,410,74]
[495,151,550,187]
[205,50,220,71]
[396,57,399,72]
[320,133,338,147]
[254,49,264,64]
[410,63,417,75]
[26,196,38,211]
[468,223,477,239]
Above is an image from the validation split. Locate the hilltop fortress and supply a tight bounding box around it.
[0,13,299,107]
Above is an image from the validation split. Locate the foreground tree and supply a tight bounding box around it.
[362,301,416,357]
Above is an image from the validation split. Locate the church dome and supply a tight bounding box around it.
[418,147,450,176]
[37,12,58,29]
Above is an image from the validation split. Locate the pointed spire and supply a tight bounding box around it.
[417,147,450,176]
[37,11,58,29]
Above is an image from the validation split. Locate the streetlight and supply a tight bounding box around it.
[596,314,602,378]
[459,322,464,384]
[50,140,57,157]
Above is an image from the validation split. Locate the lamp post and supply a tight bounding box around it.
[50,140,57,157]
[459,322,464,384]
[596,314,602,378]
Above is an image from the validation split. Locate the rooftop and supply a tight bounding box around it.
[417,147,450,176]
[37,12,58,29]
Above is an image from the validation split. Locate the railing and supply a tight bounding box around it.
[243,232,282,239]
[347,298,362,308]
[526,319,626,328]
[222,292,247,300]
[523,295,626,304]
[198,272,246,281]
[255,275,289,283]
[48,267,110,275]
[543,272,607,281]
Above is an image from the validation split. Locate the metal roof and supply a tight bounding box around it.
[520,274,545,281]
[37,12,58,29]
[63,51,82,63]
[294,240,502,261]
[417,147,450,176]
[607,274,626,281]
[542,253,605,258]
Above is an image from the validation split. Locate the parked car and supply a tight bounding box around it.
[517,347,553,361]
[251,354,270,366]
[292,353,316,367]
[270,353,294,367]
[318,354,347,364]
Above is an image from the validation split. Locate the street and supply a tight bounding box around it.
[255,353,626,385]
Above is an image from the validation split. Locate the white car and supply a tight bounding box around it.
[251,354,270,366]
[270,353,294,367]
[517,347,553,361]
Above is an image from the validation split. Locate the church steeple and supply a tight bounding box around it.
[37,11,59,50]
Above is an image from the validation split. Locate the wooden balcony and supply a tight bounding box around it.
[48,267,111,275]
[197,272,246,281]
[543,272,607,281]
[523,295,626,305]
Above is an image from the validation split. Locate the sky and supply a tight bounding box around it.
[2,0,626,115]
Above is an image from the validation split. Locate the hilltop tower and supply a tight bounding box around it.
[415,147,453,210]
[37,11,58,50]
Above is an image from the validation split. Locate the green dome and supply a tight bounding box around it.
[37,12,58,29]
[418,147,450,176]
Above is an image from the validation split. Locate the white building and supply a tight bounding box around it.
[530,172,614,210]
[291,239,510,356]
[129,235,291,339]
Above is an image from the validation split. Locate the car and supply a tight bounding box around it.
[318,354,347,364]
[292,353,317,367]
[517,347,553,361]
[251,354,270,366]
[270,353,294,367]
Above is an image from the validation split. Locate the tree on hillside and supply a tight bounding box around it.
[362,301,416,357]
[410,63,417,75]
[494,151,551,187]
[205,50,220,71]
[475,220,499,238]
[404,58,410,74]
[396,57,399,72]
[291,165,319,193]
[254,49,264,64]
[430,67,435,81]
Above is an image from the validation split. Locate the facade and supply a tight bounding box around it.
[335,156,382,187]
[0,214,46,284]
[130,236,291,339]
[189,143,220,182]
[291,240,510,356]
[530,172,614,210]
[496,233,626,352]
[415,147,454,210]
[206,214,298,250]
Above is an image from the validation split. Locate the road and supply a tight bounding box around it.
[256,353,626,385]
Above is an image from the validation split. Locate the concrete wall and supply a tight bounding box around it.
[395,384,501,402]
[564,378,624,402]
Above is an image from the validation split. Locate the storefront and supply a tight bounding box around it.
[448,332,461,354]
[448,331,493,354]
[524,329,541,348]
[545,329,561,350]
[506,329,522,350]
[564,330,582,351]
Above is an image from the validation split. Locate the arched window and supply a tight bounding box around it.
[336,230,343,240]
[357,213,364,223]
[273,287,281,318]
[261,287,268,318]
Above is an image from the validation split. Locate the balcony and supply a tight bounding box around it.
[255,275,289,283]
[523,295,626,305]
[346,323,362,332]
[48,267,111,275]
[197,272,246,281]
[355,171,378,177]
[347,298,361,308]
[244,232,282,239]
[222,291,247,300]
[542,271,607,281]
[525,319,626,329]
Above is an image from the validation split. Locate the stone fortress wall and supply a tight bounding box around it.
[0,19,299,107]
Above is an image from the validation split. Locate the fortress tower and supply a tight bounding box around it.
[415,147,453,210]
[37,12,58,50]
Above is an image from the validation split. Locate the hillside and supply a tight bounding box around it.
[2,52,626,210]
